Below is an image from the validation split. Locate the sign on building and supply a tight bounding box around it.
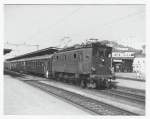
[112,52,134,58]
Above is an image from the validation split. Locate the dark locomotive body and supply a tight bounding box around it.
[4,42,115,88]
[50,42,114,88]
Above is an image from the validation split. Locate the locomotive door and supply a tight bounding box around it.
[92,47,112,75]
[80,48,92,74]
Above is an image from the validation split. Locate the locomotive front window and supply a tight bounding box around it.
[104,48,112,58]
[105,51,111,57]
[96,49,104,58]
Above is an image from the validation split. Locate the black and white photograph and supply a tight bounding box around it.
[2,1,148,117]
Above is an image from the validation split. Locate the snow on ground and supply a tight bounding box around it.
[4,75,89,115]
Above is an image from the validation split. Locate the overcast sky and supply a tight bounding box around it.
[4,4,145,58]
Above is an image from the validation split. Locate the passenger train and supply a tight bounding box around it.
[4,42,115,88]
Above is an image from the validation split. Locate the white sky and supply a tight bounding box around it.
[4,4,145,58]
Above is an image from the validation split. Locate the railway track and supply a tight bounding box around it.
[25,74,146,105]
[96,88,145,106]
[24,80,139,115]
[5,70,145,115]
[110,88,145,101]
[117,86,145,96]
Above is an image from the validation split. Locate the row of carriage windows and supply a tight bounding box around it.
[54,53,81,61]
[10,52,85,66]
[11,61,44,67]
[11,53,87,65]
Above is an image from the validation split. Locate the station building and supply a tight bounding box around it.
[132,54,145,78]
[112,47,135,72]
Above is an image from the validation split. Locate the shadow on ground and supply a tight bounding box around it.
[4,71,24,78]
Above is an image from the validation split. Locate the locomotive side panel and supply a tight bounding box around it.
[78,48,92,74]
[52,47,92,75]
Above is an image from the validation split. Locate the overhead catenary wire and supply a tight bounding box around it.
[69,10,145,39]
[4,42,40,56]
[95,10,145,44]
[5,42,39,50]
[25,7,145,49]
[29,7,83,42]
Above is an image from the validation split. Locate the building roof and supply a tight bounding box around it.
[57,42,110,53]
[7,47,58,61]
[4,49,12,55]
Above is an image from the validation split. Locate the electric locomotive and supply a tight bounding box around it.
[48,42,115,88]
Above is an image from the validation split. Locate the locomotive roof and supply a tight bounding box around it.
[56,42,111,53]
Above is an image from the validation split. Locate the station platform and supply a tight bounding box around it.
[115,73,145,82]
[5,69,145,91]
[3,71,145,115]
[113,78,145,90]
[4,74,89,115]
[114,73,145,91]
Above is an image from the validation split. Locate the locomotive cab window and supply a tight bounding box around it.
[96,50,104,58]
[105,49,112,58]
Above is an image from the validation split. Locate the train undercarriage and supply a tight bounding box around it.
[45,71,114,89]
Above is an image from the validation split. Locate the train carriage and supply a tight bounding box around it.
[23,55,53,77]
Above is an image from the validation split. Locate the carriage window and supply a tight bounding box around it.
[64,55,66,60]
[69,54,72,61]
[56,56,59,60]
[74,53,77,59]
[60,55,62,61]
